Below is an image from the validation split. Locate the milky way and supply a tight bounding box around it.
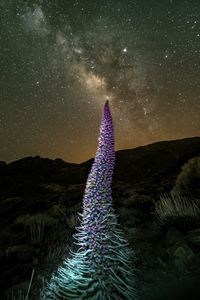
[0,0,199,162]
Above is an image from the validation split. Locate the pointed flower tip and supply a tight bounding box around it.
[104,100,111,116]
[105,100,109,107]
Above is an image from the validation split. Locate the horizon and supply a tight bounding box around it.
[2,135,200,165]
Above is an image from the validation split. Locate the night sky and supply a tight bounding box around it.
[0,0,200,163]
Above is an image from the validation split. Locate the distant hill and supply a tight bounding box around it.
[114,137,200,183]
[0,137,200,201]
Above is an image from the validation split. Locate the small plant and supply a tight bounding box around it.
[15,214,56,244]
[156,191,200,226]
[44,229,72,271]
[66,211,79,228]
[6,269,34,300]
[50,204,79,229]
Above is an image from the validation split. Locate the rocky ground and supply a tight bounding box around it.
[0,137,200,299]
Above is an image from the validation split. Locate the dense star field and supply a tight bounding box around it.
[0,0,199,163]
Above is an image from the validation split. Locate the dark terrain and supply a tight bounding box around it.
[0,137,200,299]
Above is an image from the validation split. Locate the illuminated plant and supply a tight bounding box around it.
[41,101,135,299]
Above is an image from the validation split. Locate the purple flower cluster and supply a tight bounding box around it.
[41,101,136,300]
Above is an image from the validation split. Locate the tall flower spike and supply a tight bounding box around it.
[41,101,136,300]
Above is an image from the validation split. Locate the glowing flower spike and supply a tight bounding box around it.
[41,101,136,299]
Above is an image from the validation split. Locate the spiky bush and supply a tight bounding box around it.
[41,101,136,299]
[15,213,56,244]
[156,191,200,226]
[173,157,200,197]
